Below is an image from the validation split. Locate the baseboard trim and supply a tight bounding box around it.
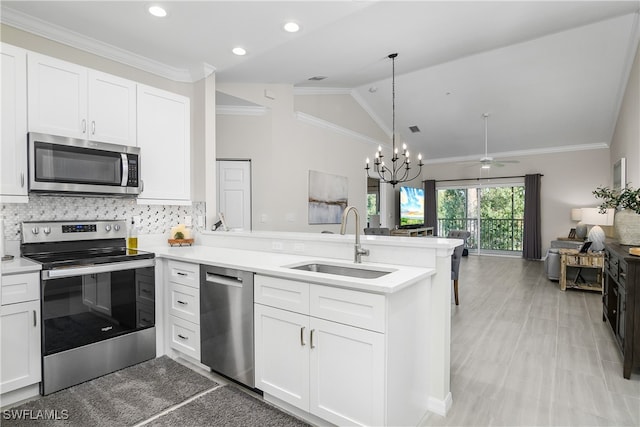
[427,392,453,417]
[0,384,40,409]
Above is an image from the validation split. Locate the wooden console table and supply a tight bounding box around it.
[559,248,604,292]
[390,227,434,237]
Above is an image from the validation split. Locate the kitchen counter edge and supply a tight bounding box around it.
[150,245,435,294]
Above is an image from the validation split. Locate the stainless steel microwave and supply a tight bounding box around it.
[28,133,142,196]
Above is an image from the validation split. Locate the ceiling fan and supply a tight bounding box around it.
[470,113,519,169]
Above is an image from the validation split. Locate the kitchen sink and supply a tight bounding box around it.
[287,262,393,279]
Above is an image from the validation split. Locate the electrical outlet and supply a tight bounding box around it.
[272,241,283,250]
[184,216,192,227]
[133,216,141,227]
[294,243,305,252]
[197,216,205,227]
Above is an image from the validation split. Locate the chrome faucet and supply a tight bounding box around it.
[340,206,370,263]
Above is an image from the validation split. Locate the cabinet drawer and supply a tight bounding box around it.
[255,275,310,315]
[310,285,386,333]
[1,273,39,305]
[167,260,199,288]
[168,315,200,361]
[609,255,620,281]
[169,282,199,324]
[618,260,627,288]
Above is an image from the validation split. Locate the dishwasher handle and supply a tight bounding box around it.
[205,271,243,288]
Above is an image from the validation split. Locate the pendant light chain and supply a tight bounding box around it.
[365,53,423,187]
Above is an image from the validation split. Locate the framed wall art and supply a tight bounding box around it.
[308,170,348,224]
[613,158,626,190]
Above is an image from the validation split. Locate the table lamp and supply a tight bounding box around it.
[571,208,586,239]
[581,208,615,251]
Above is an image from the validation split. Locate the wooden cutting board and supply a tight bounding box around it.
[630,247,640,256]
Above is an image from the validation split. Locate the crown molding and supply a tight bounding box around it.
[217,105,268,116]
[294,86,392,138]
[295,112,384,147]
[423,142,609,165]
[190,63,217,82]
[1,7,197,82]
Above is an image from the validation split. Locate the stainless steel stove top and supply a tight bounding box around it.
[20,220,154,269]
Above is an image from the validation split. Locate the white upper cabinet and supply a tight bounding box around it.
[27,52,137,146]
[1,43,28,202]
[137,84,191,204]
[87,70,137,145]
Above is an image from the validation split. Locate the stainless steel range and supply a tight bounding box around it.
[20,219,156,395]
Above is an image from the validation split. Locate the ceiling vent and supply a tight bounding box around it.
[308,76,327,81]
[409,125,421,133]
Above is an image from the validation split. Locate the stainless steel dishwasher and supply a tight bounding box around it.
[200,265,255,388]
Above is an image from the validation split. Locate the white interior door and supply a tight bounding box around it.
[216,160,251,230]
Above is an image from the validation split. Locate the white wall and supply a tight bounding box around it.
[610,40,640,188]
[422,148,611,255]
[216,83,408,234]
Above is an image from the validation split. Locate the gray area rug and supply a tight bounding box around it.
[3,356,217,426]
[146,386,309,427]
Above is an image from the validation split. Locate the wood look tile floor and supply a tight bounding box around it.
[423,255,640,427]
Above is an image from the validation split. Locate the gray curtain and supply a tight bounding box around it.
[523,174,542,260]
[424,180,437,235]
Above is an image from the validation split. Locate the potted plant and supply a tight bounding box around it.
[592,186,640,245]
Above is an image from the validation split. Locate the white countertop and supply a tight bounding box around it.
[150,245,435,294]
[1,255,42,275]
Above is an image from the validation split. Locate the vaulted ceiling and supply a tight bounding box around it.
[2,1,639,164]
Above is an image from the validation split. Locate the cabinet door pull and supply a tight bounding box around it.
[310,329,316,349]
[620,272,626,280]
[176,272,188,276]
[33,310,37,327]
[82,119,87,133]
[177,334,188,340]
[20,172,24,188]
[300,326,306,346]
[177,300,187,305]
[91,121,96,135]
[141,288,152,294]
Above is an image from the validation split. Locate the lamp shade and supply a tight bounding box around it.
[581,208,614,226]
[571,208,583,221]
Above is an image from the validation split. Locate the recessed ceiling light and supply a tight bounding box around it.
[148,5,167,17]
[232,47,247,56]
[283,22,300,33]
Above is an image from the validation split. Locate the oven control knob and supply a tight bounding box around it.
[105,225,112,232]
[31,227,39,235]
[43,227,51,235]
[113,225,120,231]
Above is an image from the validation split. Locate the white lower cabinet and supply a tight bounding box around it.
[255,304,309,410]
[1,272,41,395]
[254,275,385,426]
[309,317,384,426]
[164,260,200,361]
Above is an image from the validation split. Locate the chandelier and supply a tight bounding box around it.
[365,53,423,187]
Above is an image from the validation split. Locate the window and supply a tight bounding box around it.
[437,183,524,254]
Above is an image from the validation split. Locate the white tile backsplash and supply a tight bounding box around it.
[1,195,205,241]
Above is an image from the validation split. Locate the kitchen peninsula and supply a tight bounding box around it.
[149,230,460,426]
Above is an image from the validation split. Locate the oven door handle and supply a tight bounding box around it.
[42,259,155,280]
